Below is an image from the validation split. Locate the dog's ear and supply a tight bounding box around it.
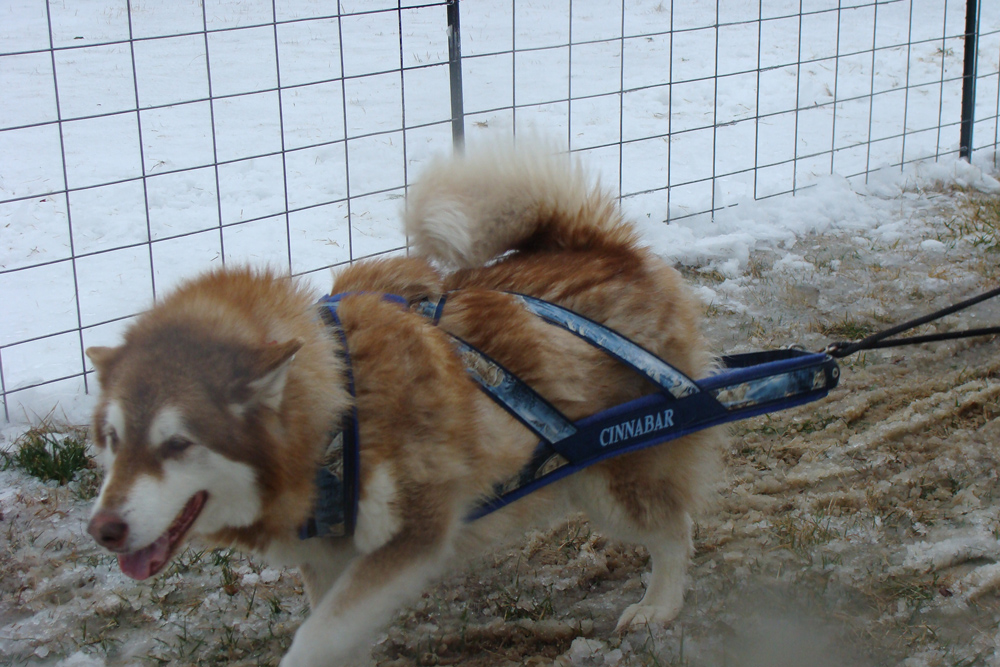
[235,339,304,413]
[86,346,124,385]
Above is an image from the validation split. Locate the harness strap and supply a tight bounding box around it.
[448,335,578,447]
[509,293,702,399]
[415,297,579,454]
[416,292,715,442]
[299,293,408,540]
[467,349,839,520]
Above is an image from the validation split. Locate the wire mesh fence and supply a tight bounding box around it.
[455,0,1000,220]
[1,0,999,422]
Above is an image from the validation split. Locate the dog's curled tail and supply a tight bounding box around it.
[404,142,637,269]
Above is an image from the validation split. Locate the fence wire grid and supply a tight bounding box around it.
[1,0,999,422]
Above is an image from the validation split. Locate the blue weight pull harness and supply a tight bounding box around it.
[299,291,840,540]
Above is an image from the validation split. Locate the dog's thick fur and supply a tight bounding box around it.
[85,144,723,666]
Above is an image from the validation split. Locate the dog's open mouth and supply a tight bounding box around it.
[117,491,208,580]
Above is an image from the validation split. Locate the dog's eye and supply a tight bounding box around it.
[161,436,194,457]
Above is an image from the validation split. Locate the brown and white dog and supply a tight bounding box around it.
[84,143,723,666]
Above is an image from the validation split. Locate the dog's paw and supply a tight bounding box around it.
[279,645,329,667]
[279,625,331,667]
[278,644,316,667]
[615,602,680,633]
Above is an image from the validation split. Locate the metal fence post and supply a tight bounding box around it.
[959,0,980,160]
[447,0,466,151]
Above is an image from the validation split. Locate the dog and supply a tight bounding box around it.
[84,143,723,666]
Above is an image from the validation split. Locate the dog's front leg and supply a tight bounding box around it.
[279,531,450,667]
[265,538,359,609]
[298,542,358,607]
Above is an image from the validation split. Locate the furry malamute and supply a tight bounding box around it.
[84,144,723,666]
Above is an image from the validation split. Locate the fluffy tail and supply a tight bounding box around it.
[404,141,637,269]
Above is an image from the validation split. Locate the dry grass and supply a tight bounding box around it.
[810,315,881,342]
[941,192,1000,279]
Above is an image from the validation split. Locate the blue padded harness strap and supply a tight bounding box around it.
[449,334,578,448]
[299,292,407,540]
[509,293,702,399]
[467,349,839,520]
[416,295,578,453]
[413,295,447,325]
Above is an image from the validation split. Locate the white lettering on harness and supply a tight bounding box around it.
[599,409,675,447]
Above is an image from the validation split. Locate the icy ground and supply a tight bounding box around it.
[1,163,999,667]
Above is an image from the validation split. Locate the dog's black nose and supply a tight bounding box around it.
[88,511,129,550]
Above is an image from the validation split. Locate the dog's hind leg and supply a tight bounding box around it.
[613,512,693,632]
[571,470,696,632]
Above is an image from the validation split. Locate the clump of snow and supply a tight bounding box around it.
[920,239,947,253]
[904,535,1000,572]
[55,652,105,667]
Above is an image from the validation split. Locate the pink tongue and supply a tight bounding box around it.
[117,533,171,580]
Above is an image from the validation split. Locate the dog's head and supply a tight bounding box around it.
[84,321,302,580]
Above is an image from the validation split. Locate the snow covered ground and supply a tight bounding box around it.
[2,1,1000,666]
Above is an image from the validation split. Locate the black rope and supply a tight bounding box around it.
[824,285,1000,358]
